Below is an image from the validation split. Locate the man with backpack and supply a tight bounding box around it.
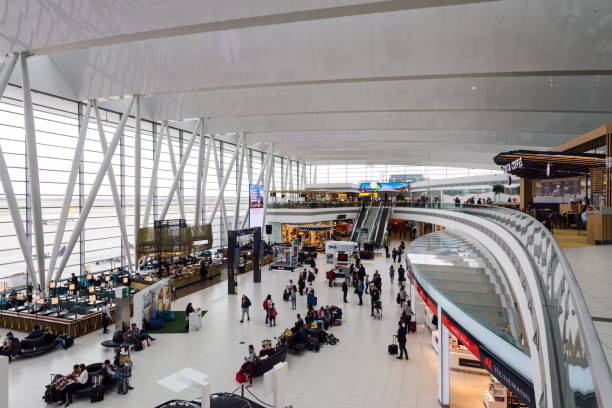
[240,294,251,323]
[356,279,364,305]
[341,278,349,303]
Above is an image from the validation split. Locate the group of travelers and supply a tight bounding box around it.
[389,240,405,263]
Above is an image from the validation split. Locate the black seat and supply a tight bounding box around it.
[101,331,125,348]
[17,334,59,358]
[252,347,287,377]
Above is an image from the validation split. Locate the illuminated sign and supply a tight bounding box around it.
[503,157,523,173]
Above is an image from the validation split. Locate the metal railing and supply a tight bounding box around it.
[267,201,359,209]
[399,203,611,408]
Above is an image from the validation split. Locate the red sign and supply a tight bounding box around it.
[410,273,437,316]
[441,314,480,359]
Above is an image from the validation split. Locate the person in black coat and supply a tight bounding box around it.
[397,265,406,286]
[396,321,408,360]
[199,259,208,283]
[341,279,348,303]
[298,274,306,295]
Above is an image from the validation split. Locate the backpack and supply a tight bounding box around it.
[134,340,143,351]
[263,300,268,310]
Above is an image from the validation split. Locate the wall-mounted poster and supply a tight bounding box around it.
[249,184,264,229]
[535,178,581,196]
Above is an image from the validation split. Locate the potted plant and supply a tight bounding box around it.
[492,184,505,203]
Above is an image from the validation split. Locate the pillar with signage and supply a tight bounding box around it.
[438,307,450,407]
[115,286,131,330]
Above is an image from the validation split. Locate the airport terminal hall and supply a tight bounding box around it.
[2,1,612,408]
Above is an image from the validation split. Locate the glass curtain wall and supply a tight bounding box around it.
[312,164,500,184]
[0,85,299,285]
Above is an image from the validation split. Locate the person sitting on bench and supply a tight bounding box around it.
[64,363,88,406]
[43,327,70,349]
[127,323,156,345]
[102,359,134,389]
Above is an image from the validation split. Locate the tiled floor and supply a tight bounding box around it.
[553,228,592,249]
[564,245,612,369]
[5,240,489,408]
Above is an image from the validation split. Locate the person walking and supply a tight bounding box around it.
[392,248,397,263]
[356,279,364,305]
[389,265,395,283]
[298,273,306,296]
[364,274,370,294]
[263,295,272,324]
[398,264,406,286]
[290,285,297,310]
[370,284,379,316]
[341,278,348,303]
[240,294,251,323]
[399,285,407,307]
[396,321,408,360]
[307,288,316,309]
[101,300,110,334]
[267,303,277,327]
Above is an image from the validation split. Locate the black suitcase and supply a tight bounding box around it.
[388,336,398,355]
[90,386,105,402]
[282,290,290,301]
[64,336,74,348]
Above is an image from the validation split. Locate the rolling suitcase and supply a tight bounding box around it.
[388,336,398,355]
[410,320,416,333]
[63,336,74,348]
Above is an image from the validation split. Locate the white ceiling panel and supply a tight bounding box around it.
[2,0,612,166]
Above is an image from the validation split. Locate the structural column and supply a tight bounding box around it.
[134,95,141,242]
[21,54,46,290]
[438,308,450,407]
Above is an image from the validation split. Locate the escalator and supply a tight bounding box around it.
[374,206,390,248]
[356,205,380,243]
[349,206,367,242]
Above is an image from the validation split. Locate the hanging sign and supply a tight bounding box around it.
[503,157,523,173]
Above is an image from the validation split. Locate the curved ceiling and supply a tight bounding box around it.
[2,0,611,167]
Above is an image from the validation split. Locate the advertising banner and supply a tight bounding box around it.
[360,182,410,193]
[249,184,264,228]
[133,278,172,324]
[479,347,535,408]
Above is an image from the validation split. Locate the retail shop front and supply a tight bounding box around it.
[282,223,333,251]
[407,231,535,408]
[495,125,611,245]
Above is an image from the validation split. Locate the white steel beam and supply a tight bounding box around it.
[233,134,246,229]
[212,136,229,233]
[93,101,135,274]
[159,119,202,220]
[288,159,293,190]
[0,145,39,289]
[261,144,275,228]
[21,54,46,289]
[0,54,40,289]
[240,144,273,229]
[194,118,209,225]
[47,101,91,285]
[143,122,165,227]
[209,134,244,222]
[134,95,142,241]
[55,96,135,280]
[0,53,39,289]
[164,121,186,220]
[199,133,214,225]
